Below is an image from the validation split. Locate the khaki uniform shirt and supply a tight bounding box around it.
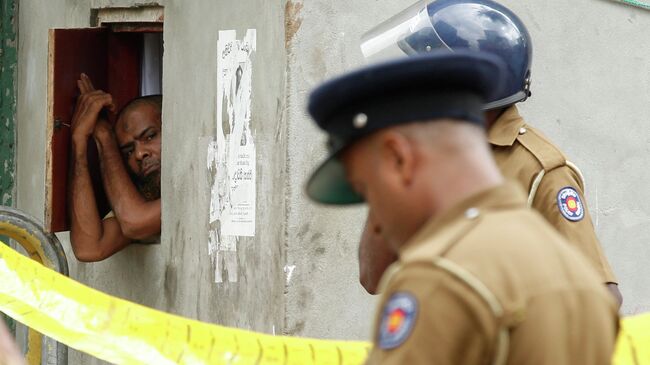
[489,106,616,284]
[367,183,618,365]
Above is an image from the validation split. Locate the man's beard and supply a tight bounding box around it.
[134,170,161,201]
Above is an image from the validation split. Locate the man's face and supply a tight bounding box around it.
[341,136,412,250]
[116,103,162,200]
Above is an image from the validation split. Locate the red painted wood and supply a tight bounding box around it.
[107,31,142,124]
[49,28,108,233]
[48,28,143,232]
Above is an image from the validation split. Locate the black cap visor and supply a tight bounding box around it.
[306,145,364,205]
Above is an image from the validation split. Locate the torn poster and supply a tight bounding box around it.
[207,139,239,283]
[213,29,257,237]
[206,29,257,283]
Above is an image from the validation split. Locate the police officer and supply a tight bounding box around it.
[357,0,622,305]
[305,51,618,364]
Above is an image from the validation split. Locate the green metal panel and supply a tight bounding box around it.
[0,0,16,204]
[0,0,17,334]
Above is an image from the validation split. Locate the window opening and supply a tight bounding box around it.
[141,33,163,96]
[46,7,163,236]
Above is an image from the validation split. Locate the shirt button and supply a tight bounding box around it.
[518,127,527,135]
[465,208,480,220]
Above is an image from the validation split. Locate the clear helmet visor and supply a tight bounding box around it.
[361,0,447,63]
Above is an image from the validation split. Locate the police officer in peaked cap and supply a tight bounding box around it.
[306,51,618,364]
[356,0,622,306]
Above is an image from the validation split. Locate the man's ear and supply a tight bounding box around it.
[379,130,416,186]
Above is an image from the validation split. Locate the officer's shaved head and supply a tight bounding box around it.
[396,119,487,152]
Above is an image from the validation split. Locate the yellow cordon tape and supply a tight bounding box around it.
[0,241,648,365]
[0,242,369,364]
[615,312,650,365]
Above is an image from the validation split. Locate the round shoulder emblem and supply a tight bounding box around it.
[378,292,418,350]
[557,187,584,222]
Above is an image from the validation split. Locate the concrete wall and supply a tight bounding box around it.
[12,0,650,363]
[284,0,410,340]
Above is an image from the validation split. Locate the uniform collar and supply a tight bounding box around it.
[487,106,525,147]
[400,182,527,259]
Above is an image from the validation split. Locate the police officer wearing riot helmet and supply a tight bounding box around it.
[306,51,618,364]
[358,0,622,306]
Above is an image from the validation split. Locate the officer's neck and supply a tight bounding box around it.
[394,158,504,253]
[425,150,504,226]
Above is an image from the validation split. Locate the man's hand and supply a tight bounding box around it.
[93,119,113,140]
[70,73,115,141]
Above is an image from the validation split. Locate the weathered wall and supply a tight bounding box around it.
[284,0,650,342]
[16,0,286,363]
[284,0,411,340]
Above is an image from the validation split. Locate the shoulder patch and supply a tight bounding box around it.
[378,292,418,350]
[557,187,584,222]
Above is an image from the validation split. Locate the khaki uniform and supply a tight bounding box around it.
[367,183,618,365]
[489,106,616,284]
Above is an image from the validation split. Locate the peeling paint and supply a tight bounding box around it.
[284,264,296,285]
[285,0,303,47]
[207,228,238,283]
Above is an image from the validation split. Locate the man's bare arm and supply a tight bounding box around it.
[76,74,160,240]
[93,123,161,240]
[68,83,131,262]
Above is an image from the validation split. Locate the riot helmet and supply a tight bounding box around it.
[361,0,532,109]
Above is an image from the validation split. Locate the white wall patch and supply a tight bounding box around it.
[284,265,296,285]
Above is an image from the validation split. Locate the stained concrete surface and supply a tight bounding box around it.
[12,0,650,363]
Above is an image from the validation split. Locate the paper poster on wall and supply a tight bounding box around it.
[207,139,240,283]
[210,29,257,237]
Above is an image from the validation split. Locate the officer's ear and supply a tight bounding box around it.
[378,130,416,187]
